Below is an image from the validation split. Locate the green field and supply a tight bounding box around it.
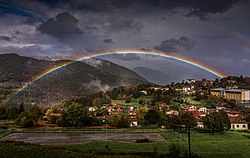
[185,96,202,105]
[1,130,250,158]
[66,130,250,158]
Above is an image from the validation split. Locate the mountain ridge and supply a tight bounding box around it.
[0,53,148,105]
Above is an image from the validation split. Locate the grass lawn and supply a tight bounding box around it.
[185,96,202,105]
[1,129,250,158]
[112,99,139,106]
[66,130,250,158]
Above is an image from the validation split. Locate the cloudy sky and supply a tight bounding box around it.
[1,0,250,84]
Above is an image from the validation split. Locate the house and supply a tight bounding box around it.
[174,88,182,92]
[186,90,196,95]
[202,80,214,87]
[50,113,61,118]
[127,104,134,111]
[198,107,208,113]
[186,79,196,84]
[130,118,138,127]
[89,106,97,112]
[196,118,204,129]
[166,109,179,116]
[182,86,191,92]
[229,116,249,130]
[227,110,241,117]
[108,105,124,115]
[227,80,237,84]
[140,90,148,95]
[216,102,230,110]
[185,109,205,118]
[159,103,168,111]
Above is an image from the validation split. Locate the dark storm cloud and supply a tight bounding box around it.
[195,31,233,39]
[35,0,241,15]
[0,36,11,41]
[37,12,89,54]
[103,39,114,44]
[37,0,61,7]
[104,18,144,33]
[143,0,241,18]
[38,12,82,40]
[111,54,141,61]
[154,36,195,53]
[33,0,136,12]
[3,0,242,21]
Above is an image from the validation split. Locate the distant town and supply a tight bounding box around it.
[1,75,250,131]
[1,76,250,157]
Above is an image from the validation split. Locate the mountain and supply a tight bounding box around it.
[0,53,147,105]
[133,67,175,85]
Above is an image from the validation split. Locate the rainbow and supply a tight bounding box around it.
[8,49,225,101]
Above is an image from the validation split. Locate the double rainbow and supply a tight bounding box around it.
[8,49,225,101]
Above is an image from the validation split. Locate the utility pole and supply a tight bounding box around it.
[188,125,191,158]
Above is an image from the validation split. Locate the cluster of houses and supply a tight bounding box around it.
[48,78,250,130]
[86,101,249,130]
[159,102,249,130]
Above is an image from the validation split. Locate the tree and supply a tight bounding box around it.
[109,113,130,128]
[6,107,19,119]
[132,90,140,99]
[138,99,144,105]
[15,105,42,128]
[180,112,197,131]
[101,95,111,104]
[227,99,237,109]
[193,91,204,101]
[61,103,93,126]
[167,143,200,158]
[0,104,6,119]
[92,98,102,107]
[45,108,53,121]
[153,90,161,101]
[136,106,148,124]
[18,103,25,114]
[144,109,161,125]
[162,95,171,105]
[125,96,131,103]
[167,115,182,131]
[202,110,230,132]
[206,95,224,107]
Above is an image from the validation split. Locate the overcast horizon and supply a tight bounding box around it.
[1,0,250,84]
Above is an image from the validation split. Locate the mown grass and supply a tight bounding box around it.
[67,130,250,158]
[1,130,250,158]
[0,141,163,158]
[185,96,202,105]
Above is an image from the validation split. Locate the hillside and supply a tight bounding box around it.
[0,53,147,105]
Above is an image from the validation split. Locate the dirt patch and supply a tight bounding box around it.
[0,133,166,145]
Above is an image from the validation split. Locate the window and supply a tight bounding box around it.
[236,125,239,128]
[243,125,246,128]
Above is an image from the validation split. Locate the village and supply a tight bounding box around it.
[37,76,250,132]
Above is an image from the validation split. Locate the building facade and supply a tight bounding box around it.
[210,88,250,103]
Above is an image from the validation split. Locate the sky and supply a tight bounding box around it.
[0,0,250,85]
